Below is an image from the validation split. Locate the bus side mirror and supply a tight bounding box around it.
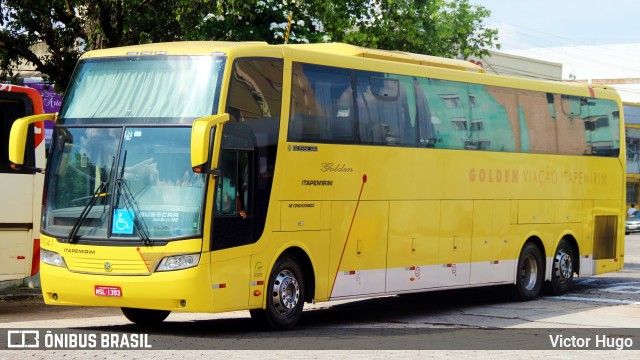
[191,113,230,174]
[9,113,57,167]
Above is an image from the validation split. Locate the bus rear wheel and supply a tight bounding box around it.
[254,255,305,330]
[512,242,544,301]
[545,239,575,296]
[121,307,170,325]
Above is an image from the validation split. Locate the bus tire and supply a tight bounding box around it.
[262,255,305,330]
[512,242,544,301]
[121,307,170,325]
[545,239,575,296]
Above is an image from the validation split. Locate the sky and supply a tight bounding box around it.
[468,0,640,103]
[470,0,640,51]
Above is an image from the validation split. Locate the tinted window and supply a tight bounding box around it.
[289,63,354,143]
[0,94,35,173]
[356,72,415,146]
[60,56,225,124]
[227,59,283,122]
[215,58,283,251]
[288,62,620,157]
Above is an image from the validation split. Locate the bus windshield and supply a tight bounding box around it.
[44,126,205,241]
[60,55,225,124]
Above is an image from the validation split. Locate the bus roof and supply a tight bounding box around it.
[79,41,271,58]
[78,41,620,100]
[285,43,485,73]
[80,41,484,73]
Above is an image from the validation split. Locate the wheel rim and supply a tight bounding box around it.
[555,249,573,280]
[272,269,300,315]
[521,253,539,291]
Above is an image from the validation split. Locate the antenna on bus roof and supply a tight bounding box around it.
[284,12,293,44]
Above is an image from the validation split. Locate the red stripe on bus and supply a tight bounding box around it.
[136,247,150,272]
[330,174,368,296]
[31,238,40,276]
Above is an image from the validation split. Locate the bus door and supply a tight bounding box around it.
[209,124,255,311]
[212,122,255,250]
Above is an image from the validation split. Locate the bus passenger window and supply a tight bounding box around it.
[227,59,283,122]
[581,98,620,157]
[357,73,412,146]
[414,81,436,147]
[330,84,355,141]
[289,63,354,143]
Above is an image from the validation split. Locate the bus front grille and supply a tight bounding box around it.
[65,258,154,275]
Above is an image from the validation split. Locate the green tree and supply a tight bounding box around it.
[179,1,369,44]
[0,0,204,91]
[0,0,84,91]
[0,0,498,92]
[340,0,499,59]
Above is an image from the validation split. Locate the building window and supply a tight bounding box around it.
[627,183,638,205]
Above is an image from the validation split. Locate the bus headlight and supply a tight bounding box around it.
[41,249,67,268]
[156,254,200,272]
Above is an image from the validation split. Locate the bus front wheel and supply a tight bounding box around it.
[121,307,170,325]
[254,255,305,330]
[512,242,544,301]
[545,239,575,296]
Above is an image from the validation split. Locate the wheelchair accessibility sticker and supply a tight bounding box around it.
[112,209,134,234]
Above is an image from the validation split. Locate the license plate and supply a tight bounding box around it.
[629,225,637,230]
[94,285,122,297]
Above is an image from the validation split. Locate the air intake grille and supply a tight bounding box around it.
[593,215,617,260]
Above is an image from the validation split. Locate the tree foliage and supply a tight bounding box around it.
[0,0,499,92]
[345,0,499,59]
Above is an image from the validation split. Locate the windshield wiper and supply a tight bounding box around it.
[113,150,152,246]
[68,181,108,244]
[68,156,116,244]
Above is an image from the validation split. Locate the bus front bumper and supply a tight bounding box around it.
[40,262,213,313]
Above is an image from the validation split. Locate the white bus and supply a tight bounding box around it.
[0,84,46,282]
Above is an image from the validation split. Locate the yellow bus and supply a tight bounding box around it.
[10,42,625,330]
